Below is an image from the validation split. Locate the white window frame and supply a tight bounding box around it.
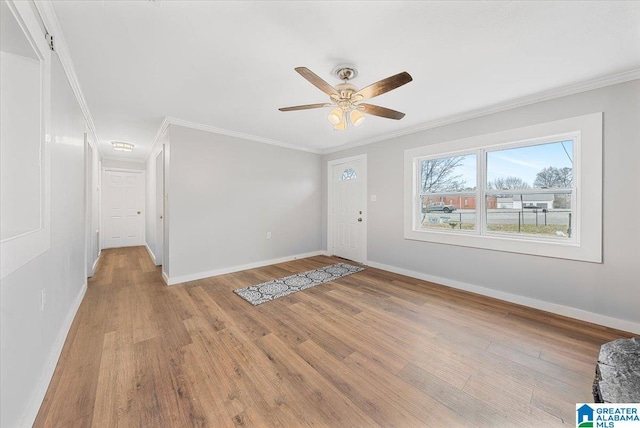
[404,112,602,263]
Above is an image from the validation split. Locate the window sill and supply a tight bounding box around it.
[404,227,600,263]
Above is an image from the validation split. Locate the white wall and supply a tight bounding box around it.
[1,55,88,427]
[322,79,640,332]
[165,125,322,283]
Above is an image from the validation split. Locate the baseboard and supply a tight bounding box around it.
[162,271,169,285]
[167,250,326,285]
[144,243,157,265]
[19,282,87,427]
[366,260,640,335]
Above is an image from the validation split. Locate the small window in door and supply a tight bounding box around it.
[339,168,357,181]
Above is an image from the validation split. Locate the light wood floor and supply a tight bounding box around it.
[35,246,632,427]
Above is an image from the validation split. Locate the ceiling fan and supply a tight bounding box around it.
[279,66,412,130]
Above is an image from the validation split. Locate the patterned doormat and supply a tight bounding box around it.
[234,263,364,306]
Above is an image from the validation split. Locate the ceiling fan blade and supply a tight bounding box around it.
[279,103,333,112]
[295,67,338,96]
[359,103,406,120]
[355,71,412,100]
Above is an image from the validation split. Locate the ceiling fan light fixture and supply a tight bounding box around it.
[327,107,343,125]
[350,109,365,127]
[333,115,347,131]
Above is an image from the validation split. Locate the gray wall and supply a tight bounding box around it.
[167,125,322,280]
[1,55,88,427]
[322,80,640,327]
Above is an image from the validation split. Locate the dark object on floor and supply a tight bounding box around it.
[593,337,640,403]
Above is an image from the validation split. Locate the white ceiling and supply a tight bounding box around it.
[52,1,640,160]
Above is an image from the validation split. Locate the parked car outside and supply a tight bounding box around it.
[423,202,457,213]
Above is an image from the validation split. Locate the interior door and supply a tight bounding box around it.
[155,150,164,265]
[332,158,366,262]
[102,170,144,249]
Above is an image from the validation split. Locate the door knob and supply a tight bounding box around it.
[137,211,141,214]
[357,218,362,222]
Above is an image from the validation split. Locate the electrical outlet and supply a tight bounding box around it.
[266,232,272,239]
[41,289,46,311]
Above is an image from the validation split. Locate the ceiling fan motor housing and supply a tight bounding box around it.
[335,66,357,81]
[331,82,361,110]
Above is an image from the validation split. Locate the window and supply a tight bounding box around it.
[339,168,357,181]
[485,140,574,240]
[419,153,476,231]
[404,113,602,262]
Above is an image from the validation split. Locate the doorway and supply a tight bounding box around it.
[101,169,145,249]
[328,155,367,263]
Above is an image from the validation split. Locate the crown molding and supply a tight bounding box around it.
[320,68,640,154]
[145,116,171,162]
[164,117,322,154]
[154,116,171,147]
[146,115,323,162]
[35,1,102,155]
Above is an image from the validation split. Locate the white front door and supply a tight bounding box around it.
[331,157,366,263]
[102,170,144,249]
